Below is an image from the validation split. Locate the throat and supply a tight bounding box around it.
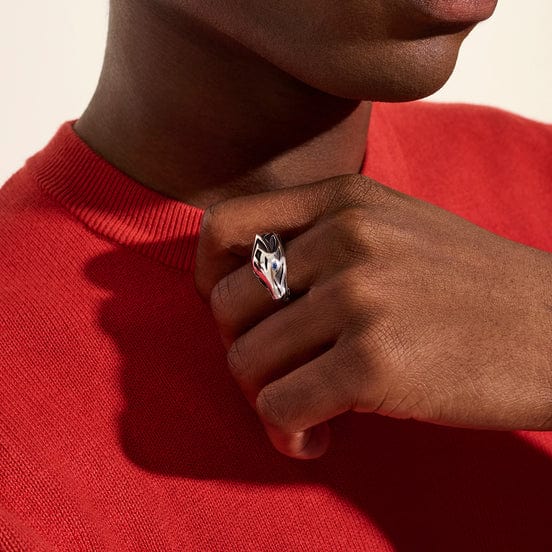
[73,2,372,209]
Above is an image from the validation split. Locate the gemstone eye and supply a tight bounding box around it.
[271,259,279,271]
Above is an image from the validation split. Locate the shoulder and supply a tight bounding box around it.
[377,100,552,131]
[375,100,552,155]
[372,101,552,183]
[0,166,44,245]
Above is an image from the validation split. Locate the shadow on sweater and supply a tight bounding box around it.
[86,241,552,552]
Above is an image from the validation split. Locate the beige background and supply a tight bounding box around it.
[1,1,551,184]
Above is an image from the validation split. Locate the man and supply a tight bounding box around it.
[1,0,551,550]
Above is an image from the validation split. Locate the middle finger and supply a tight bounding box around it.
[209,218,349,345]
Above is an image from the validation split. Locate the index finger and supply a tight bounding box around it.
[193,174,377,303]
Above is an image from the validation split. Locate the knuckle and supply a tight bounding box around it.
[344,206,375,244]
[323,351,359,412]
[199,201,238,253]
[322,174,375,210]
[324,207,374,258]
[329,269,370,314]
[256,385,294,431]
[326,207,416,267]
[340,335,386,412]
[210,276,232,322]
[339,174,404,206]
[337,174,373,205]
[377,219,417,253]
[195,201,229,301]
[327,338,370,412]
[209,269,241,326]
[226,336,251,380]
[200,201,222,238]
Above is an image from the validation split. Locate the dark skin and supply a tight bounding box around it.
[75,0,479,208]
[76,0,552,460]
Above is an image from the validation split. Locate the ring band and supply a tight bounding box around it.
[251,232,291,301]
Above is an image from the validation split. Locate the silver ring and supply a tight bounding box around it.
[251,232,291,301]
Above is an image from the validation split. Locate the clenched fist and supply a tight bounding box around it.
[194,175,552,460]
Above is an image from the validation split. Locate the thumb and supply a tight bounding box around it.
[263,420,332,460]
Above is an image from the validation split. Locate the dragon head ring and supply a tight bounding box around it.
[251,232,290,301]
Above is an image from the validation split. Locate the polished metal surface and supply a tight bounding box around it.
[251,232,290,301]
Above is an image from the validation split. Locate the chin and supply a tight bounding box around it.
[289,33,466,102]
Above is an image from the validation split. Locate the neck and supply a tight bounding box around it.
[74,2,372,209]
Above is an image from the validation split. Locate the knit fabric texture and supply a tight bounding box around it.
[1,101,552,551]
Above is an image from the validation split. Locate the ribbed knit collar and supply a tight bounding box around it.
[25,111,394,274]
[26,120,205,273]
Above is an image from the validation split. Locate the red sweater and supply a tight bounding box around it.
[1,102,552,551]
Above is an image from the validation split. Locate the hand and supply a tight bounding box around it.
[194,175,552,460]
